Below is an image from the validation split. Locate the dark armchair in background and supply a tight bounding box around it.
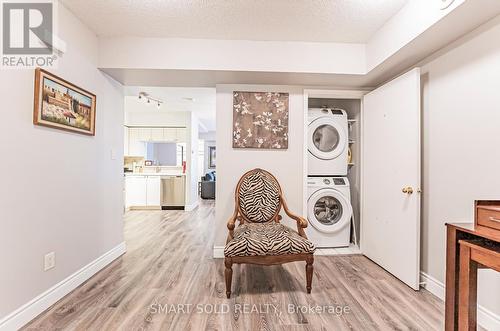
[200,171,216,199]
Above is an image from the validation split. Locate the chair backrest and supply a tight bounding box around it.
[236,168,282,223]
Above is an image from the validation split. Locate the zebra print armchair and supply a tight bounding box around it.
[224,168,315,298]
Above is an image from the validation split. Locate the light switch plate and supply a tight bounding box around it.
[44,252,55,271]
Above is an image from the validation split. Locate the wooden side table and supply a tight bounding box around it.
[458,240,500,330]
[445,223,500,331]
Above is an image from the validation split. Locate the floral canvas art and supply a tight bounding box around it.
[232,91,289,149]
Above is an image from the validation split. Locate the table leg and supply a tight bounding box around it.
[445,226,458,331]
[458,243,477,331]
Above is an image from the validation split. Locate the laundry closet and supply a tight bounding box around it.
[303,90,363,252]
[304,69,422,290]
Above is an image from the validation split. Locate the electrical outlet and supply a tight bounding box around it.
[44,252,55,271]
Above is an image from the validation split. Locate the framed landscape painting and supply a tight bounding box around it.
[34,68,96,135]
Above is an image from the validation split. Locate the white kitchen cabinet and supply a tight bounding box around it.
[125,176,147,207]
[163,128,177,142]
[151,128,164,141]
[176,128,187,142]
[161,127,187,142]
[138,128,152,141]
[146,176,161,206]
[125,175,161,208]
[126,126,188,156]
[127,128,146,157]
[128,127,139,141]
[128,129,146,156]
[128,141,146,157]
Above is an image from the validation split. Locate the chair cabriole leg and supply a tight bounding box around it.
[224,258,233,298]
[306,255,314,294]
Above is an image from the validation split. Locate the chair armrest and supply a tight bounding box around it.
[281,194,308,238]
[281,195,308,228]
[286,210,308,229]
[227,211,237,231]
[227,202,239,240]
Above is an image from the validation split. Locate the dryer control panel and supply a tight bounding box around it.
[308,177,348,187]
[333,178,345,185]
[322,178,346,185]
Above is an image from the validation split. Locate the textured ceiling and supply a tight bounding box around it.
[61,0,408,43]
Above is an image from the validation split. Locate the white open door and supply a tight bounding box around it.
[361,68,421,290]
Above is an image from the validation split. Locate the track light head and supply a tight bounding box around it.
[138,92,163,108]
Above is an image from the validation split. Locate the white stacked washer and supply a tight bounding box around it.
[306,177,352,248]
[308,108,349,176]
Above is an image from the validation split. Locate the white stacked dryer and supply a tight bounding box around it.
[308,108,349,176]
[306,177,352,248]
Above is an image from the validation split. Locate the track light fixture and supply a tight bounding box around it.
[138,92,163,109]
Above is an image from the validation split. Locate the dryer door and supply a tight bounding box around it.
[308,117,347,160]
[307,188,352,233]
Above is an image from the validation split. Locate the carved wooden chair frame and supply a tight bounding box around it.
[224,168,314,298]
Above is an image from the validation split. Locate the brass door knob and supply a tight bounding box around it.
[402,186,414,194]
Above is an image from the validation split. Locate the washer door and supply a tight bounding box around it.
[308,117,347,160]
[308,188,352,233]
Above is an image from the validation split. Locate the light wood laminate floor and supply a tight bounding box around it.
[24,200,444,330]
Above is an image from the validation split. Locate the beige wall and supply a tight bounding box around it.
[215,85,305,246]
[421,17,500,316]
[0,4,124,319]
[187,113,199,208]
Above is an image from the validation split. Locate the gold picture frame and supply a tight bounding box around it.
[34,68,96,136]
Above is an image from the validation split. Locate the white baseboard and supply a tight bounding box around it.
[419,271,445,300]
[479,307,500,331]
[185,201,199,212]
[315,244,361,256]
[0,242,126,331]
[420,271,500,331]
[213,246,224,258]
